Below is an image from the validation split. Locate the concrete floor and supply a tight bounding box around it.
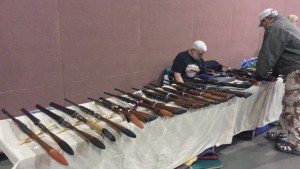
[1,126,300,169]
[0,153,12,169]
[216,126,300,169]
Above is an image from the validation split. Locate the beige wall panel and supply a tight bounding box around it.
[0,0,63,118]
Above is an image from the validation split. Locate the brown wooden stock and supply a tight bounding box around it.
[172,85,227,102]
[168,97,202,109]
[92,98,144,129]
[139,102,174,117]
[145,86,203,109]
[173,81,235,99]
[69,125,95,141]
[162,87,214,104]
[189,95,216,103]
[97,114,128,131]
[27,131,55,152]
[205,90,234,99]
[127,108,155,121]
[39,124,71,150]
[174,94,204,104]
[27,131,68,165]
[154,103,182,113]
[121,91,184,115]
[159,109,175,117]
[112,108,144,129]
[120,110,144,129]
[191,91,227,102]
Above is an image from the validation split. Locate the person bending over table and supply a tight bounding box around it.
[171,40,208,83]
[255,8,300,155]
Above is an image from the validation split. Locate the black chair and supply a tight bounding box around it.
[205,60,223,72]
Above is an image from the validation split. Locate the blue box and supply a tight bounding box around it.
[242,124,269,136]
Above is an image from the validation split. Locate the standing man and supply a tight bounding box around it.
[255,8,300,155]
[172,40,207,83]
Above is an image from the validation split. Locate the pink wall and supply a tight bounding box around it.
[1,0,300,118]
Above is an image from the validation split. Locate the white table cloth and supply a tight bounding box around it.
[0,79,285,169]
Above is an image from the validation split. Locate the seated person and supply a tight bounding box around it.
[171,40,207,82]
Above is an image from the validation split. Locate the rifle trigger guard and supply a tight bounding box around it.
[111,105,118,109]
[166,93,171,99]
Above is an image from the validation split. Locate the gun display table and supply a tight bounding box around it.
[0,79,284,169]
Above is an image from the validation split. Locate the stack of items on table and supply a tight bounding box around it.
[175,149,223,169]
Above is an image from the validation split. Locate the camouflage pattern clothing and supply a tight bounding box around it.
[276,70,300,150]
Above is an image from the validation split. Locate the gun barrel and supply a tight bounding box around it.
[114,88,187,115]
[36,104,105,149]
[88,97,144,129]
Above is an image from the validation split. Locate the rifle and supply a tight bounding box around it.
[132,88,169,103]
[144,86,210,107]
[235,75,257,83]
[171,85,228,102]
[115,88,187,115]
[225,68,255,78]
[161,86,219,104]
[61,99,136,138]
[132,87,203,109]
[20,108,74,155]
[95,97,158,123]
[184,78,253,89]
[49,102,116,142]
[104,92,174,117]
[171,81,235,99]
[86,97,144,129]
[179,82,252,98]
[1,109,68,166]
[149,83,218,105]
[35,104,105,149]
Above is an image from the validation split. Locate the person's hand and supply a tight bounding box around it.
[186,67,200,72]
[255,81,263,86]
[265,75,277,82]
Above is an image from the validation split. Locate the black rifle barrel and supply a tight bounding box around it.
[114,88,187,115]
[35,104,105,149]
[20,108,74,155]
[62,99,136,138]
[49,102,116,142]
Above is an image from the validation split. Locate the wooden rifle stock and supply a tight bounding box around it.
[145,86,210,107]
[161,86,219,104]
[87,97,144,129]
[173,81,235,99]
[49,102,116,142]
[149,84,211,106]
[104,92,174,117]
[171,85,228,102]
[134,87,203,109]
[114,88,187,115]
[1,109,69,166]
[61,99,136,138]
[98,97,158,122]
[20,108,74,155]
[35,104,106,149]
[173,82,252,98]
